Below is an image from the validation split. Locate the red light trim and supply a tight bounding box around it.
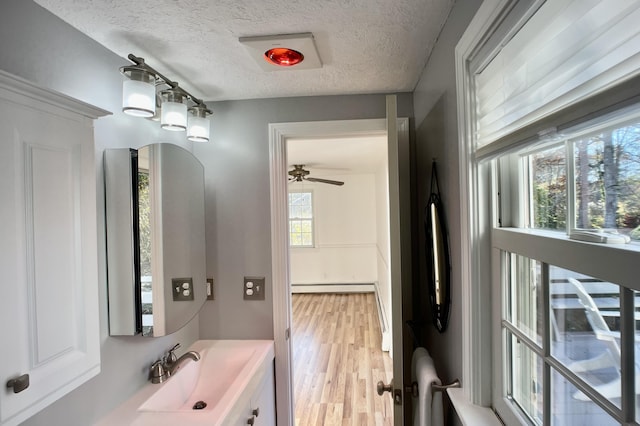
[264,48,304,67]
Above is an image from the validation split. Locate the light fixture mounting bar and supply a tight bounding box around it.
[125,54,211,114]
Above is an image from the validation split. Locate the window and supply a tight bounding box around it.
[492,109,640,424]
[526,125,640,237]
[288,191,314,247]
[456,1,640,424]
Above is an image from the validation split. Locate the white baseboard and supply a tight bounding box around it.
[374,282,391,352]
[291,283,374,294]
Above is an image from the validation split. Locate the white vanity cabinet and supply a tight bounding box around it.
[227,361,276,426]
[0,71,108,426]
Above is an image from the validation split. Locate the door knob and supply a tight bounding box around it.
[6,374,29,394]
[376,380,393,396]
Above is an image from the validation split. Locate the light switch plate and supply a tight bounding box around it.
[243,276,265,300]
[172,278,194,301]
[206,278,214,300]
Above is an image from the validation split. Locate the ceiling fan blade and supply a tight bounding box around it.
[305,177,344,186]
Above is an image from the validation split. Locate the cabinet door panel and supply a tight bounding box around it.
[0,90,101,426]
[251,362,276,426]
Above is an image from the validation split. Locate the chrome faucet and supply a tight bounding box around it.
[149,343,200,384]
[167,350,200,376]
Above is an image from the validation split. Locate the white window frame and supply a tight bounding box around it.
[456,0,640,424]
[288,189,315,248]
[493,135,640,424]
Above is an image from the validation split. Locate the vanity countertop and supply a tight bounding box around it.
[95,340,274,426]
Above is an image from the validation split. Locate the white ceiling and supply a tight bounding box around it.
[287,135,387,175]
[33,0,453,102]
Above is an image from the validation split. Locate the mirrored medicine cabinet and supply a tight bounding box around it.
[105,143,206,337]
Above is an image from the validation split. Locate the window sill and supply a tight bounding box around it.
[447,388,503,426]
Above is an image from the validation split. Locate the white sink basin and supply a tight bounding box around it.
[94,340,274,426]
[138,344,256,412]
[137,340,273,416]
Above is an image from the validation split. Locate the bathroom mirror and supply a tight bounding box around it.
[105,143,206,337]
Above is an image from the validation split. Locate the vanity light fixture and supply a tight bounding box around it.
[187,105,211,142]
[160,89,187,131]
[121,66,156,117]
[120,54,212,140]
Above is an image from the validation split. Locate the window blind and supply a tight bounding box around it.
[475,0,640,151]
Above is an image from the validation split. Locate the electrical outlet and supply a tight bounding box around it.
[243,276,265,300]
[172,278,194,301]
[206,278,214,300]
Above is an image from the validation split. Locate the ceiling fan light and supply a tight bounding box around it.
[121,67,156,117]
[160,89,187,131]
[187,107,210,142]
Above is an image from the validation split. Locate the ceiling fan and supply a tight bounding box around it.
[288,164,344,186]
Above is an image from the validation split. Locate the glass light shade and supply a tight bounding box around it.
[161,101,187,131]
[187,111,210,142]
[122,78,155,117]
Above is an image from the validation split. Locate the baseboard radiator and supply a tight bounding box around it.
[374,281,391,352]
[290,283,374,294]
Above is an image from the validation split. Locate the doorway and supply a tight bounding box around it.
[269,114,410,426]
[286,134,394,424]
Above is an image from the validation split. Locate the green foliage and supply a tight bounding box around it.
[138,171,152,277]
[532,123,640,235]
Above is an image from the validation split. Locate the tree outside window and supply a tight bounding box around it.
[531,123,640,240]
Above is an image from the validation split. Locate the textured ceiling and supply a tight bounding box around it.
[33,0,453,102]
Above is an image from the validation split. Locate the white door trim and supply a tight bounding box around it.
[269,117,406,425]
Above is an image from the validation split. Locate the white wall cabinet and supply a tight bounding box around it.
[0,71,108,426]
[227,361,276,426]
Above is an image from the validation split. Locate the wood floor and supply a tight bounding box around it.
[292,293,394,426]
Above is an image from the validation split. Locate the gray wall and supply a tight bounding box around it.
[411,0,482,424]
[0,2,199,425]
[195,94,413,339]
[0,1,415,424]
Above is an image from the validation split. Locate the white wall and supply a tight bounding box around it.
[289,173,377,285]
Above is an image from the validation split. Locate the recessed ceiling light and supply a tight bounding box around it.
[265,48,304,67]
[239,33,322,71]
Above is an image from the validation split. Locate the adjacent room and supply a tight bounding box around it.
[286,135,394,424]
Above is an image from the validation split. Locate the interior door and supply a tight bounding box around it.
[382,94,407,425]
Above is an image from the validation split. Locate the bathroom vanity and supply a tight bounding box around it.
[96,340,275,426]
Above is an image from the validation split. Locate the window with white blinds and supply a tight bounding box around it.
[475,0,640,150]
[456,0,640,424]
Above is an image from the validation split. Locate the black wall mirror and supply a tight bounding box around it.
[105,143,207,337]
[425,161,450,332]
